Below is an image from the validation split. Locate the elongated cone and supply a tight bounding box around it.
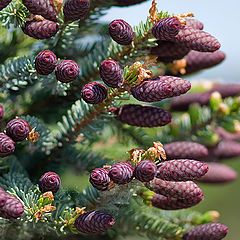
[182,223,228,240]
[173,27,221,52]
[211,140,240,159]
[109,162,133,184]
[163,141,208,160]
[184,50,226,74]
[130,76,191,102]
[115,104,172,127]
[210,84,240,98]
[133,160,157,182]
[0,0,12,11]
[151,193,204,210]
[74,211,115,234]
[145,177,203,199]
[197,163,237,183]
[152,17,181,41]
[185,19,204,30]
[22,20,59,39]
[90,168,110,191]
[22,0,57,22]
[215,127,240,141]
[0,133,15,158]
[156,159,208,181]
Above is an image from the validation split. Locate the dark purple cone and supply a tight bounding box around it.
[74,211,115,234]
[211,140,240,159]
[6,118,30,142]
[183,223,228,240]
[109,19,134,45]
[38,172,61,193]
[170,92,211,111]
[197,163,237,184]
[63,0,90,22]
[0,0,12,11]
[35,50,57,75]
[184,50,226,74]
[81,82,107,104]
[150,41,190,62]
[163,141,208,160]
[22,0,57,22]
[151,193,204,210]
[145,177,203,199]
[0,133,15,158]
[210,84,240,98]
[89,168,110,191]
[55,60,79,83]
[0,104,4,119]
[0,191,7,208]
[133,160,157,182]
[152,17,181,41]
[115,104,172,127]
[109,162,133,184]
[156,159,208,181]
[114,0,147,6]
[130,76,191,102]
[22,20,59,39]
[173,27,221,52]
[99,59,123,88]
[185,19,204,30]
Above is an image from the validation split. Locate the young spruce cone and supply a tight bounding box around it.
[81,82,107,104]
[115,104,172,127]
[35,50,57,75]
[173,27,221,52]
[109,19,134,45]
[0,104,4,119]
[156,159,208,181]
[185,19,204,30]
[210,83,240,98]
[182,223,228,240]
[38,172,61,193]
[63,0,90,22]
[114,0,148,7]
[99,59,123,88]
[151,193,204,210]
[0,133,15,158]
[145,177,203,199]
[133,160,157,182]
[197,163,238,184]
[22,20,59,39]
[89,168,110,191]
[0,0,12,11]
[55,60,80,83]
[0,191,7,208]
[152,17,181,41]
[74,211,115,234]
[22,0,57,22]
[6,118,30,142]
[163,141,208,160]
[184,50,226,75]
[109,162,133,184]
[130,76,191,102]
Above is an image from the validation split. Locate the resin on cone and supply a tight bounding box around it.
[130,76,191,102]
[183,223,228,240]
[55,60,79,83]
[63,0,90,22]
[22,0,57,22]
[0,0,12,11]
[74,211,115,234]
[115,104,172,127]
[163,141,208,160]
[185,19,204,30]
[0,133,15,158]
[22,20,59,39]
[35,50,57,75]
[133,160,157,182]
[81,82,107,104]
[99,59,123,88]
[89,168,110,191]
[109,19,134,45]
[197,163,238,183]
[152,17,181,41]
[145,177,203,199]
[151,193,204,210]
[38,172,61,193]
[109,162,133,184]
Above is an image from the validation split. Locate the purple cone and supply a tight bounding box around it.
[0,0,12,11]
[0,133,15,158]
[185,19,204,30]
[90,168,110,191]
[109,162,133,184]
[0,104,4,119]
[133,160,157,182]
[38,172,61,193]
